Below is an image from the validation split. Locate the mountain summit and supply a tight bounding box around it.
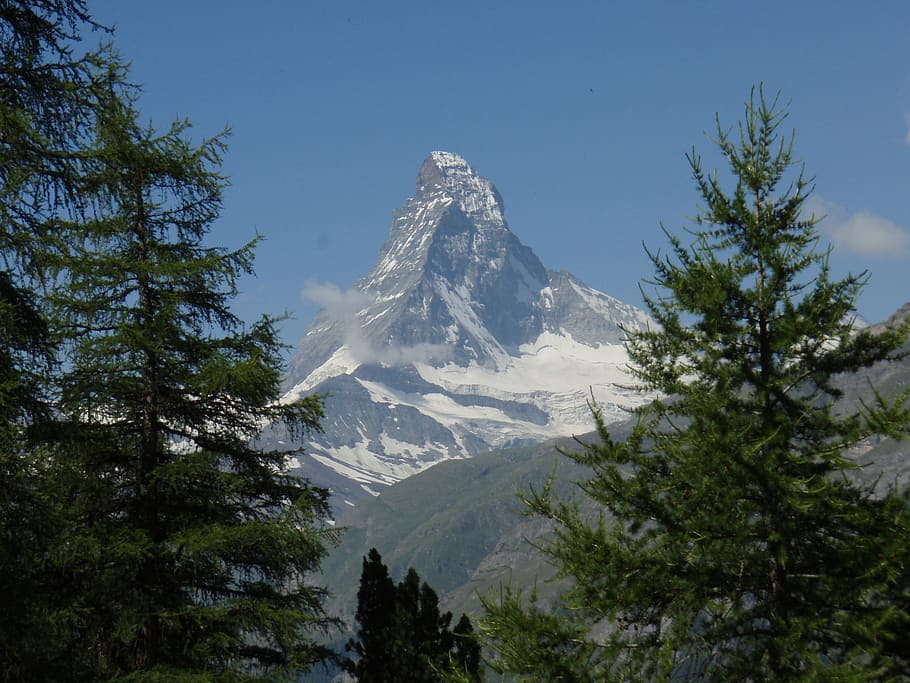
[284,152,651,506]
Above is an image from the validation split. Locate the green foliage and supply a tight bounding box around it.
[347,548,483,683]
[34,56,338,681]
[480,89,910,681]
[2,4,341,680]
[451,613,483,681]
[346,548,398,682]
[0,3,110,679]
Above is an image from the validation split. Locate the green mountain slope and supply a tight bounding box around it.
[320,428,613,624]
[320,303,910,630]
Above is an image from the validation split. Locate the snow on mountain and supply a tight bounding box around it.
[284,151,654,507]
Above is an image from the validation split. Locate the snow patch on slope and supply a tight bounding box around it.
[415,331,648,436]
[298,331,650,490]
[309,432,441,487]
[568,279,653,331]
[416,330,635,399]
[356,378,548,444]
[284,345,361,401]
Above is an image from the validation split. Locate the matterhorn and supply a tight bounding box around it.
[282,151,652,506]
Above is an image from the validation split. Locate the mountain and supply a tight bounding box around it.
[282,151,652,507]
[318,432,591,632]
[319,301,910,632]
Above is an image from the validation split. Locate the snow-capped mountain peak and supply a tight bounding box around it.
[417,151,505,225]
[284,152,653,509]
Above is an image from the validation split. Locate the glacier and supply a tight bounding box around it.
[282,151,654,507]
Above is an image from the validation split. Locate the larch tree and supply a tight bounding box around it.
[479,89,910,681]
[47,70,339,681]
[0,0,100,418]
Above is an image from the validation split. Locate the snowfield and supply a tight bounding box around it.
[290,330,651,488]
[283,151,655,496]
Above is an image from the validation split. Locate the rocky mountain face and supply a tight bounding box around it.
[319,321,910,638]
[283,151,652,507]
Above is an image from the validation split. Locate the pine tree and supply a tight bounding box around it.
[346,548,398,683]
[452,614,483,682]
[0,0,99,409]
[0,3,113,679]
[479,89,910,681]
[391,568,424,682]
[347,549,483,682]
[415,580,455,678]
[47,71,339,681]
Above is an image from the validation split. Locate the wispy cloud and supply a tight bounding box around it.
[805,196,909,258]
[300,280,373,316]
[300,280,452,366]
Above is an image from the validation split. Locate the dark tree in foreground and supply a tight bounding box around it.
[347,548,398,683]
[451,613,482,680]
[0,3,109,679]
[47,74,338,681]
[347,549,483,682]
[480,89,910,681]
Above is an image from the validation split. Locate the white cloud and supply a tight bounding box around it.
[805,196,909,258]
[300,279,372,358]
[300,280,452,366]
[370,341,453,366]
[300,280,372,316]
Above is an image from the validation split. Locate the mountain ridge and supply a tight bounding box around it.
[283,151,653,505]
[319,299,910,629]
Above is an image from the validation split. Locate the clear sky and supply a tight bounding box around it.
[88,1,910,350]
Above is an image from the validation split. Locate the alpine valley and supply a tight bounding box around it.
[280,153,910,673]
[310,304,910,673]
[280,151,653,508]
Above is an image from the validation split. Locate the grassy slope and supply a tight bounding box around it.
[320,304,910,629]
[320,431,600,624]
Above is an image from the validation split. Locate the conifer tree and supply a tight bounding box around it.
[452,614,483,682]
[0,0,99,408]
[47,71,339,681]
[480,89,910,681]
[391,568,424,682]
[415,580,455,677]
[347,549,482,682]
[347,548,398,683]
[0,3,112,678]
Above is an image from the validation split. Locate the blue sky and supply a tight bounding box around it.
[88,1,910,350]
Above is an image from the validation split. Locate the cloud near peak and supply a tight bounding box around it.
[299,279,453,366]
[805,196,909,259]
[300,280,372,316]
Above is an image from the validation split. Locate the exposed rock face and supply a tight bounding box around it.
[284,152,653,507]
